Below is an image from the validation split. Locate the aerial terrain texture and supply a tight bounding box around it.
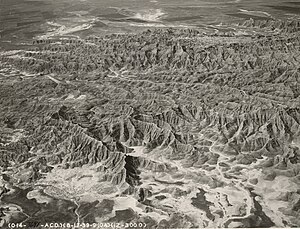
[0,0,300,228]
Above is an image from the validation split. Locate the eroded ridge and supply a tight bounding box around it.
[0,19,300,228]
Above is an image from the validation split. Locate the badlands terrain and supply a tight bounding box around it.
[0,18,300,228]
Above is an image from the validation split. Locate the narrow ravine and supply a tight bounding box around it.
[73,199,80,224]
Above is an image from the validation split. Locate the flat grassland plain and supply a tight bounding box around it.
[0,0,300,228]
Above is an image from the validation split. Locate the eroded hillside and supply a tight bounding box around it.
[0,19,300,228]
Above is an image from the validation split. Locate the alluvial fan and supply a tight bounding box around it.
[0,18,300,228]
